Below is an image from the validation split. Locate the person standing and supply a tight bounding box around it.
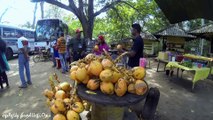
[68,29,86,61]
[65,34,72,67]
[53,40,60,69]
[50,40,56,67]
[17,31,32,88]
[94,35,109,56]
[57,33,68,73]
[0,38,10,89]
[162,40,167,51]
[127,23,144,68]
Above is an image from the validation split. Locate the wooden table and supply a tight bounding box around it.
[183,54,213,78]
[166,62,210,91]
[77,84,148,120]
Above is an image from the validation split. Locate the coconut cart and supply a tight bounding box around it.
[44,52,160,120]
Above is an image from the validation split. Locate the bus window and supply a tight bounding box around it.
[21,30,34,39]
[25,31,30,38]
[3,28,16,38]
[30,31,34,38]
[36,20,58,41]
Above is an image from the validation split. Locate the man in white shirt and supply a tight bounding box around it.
[17,31,32,88]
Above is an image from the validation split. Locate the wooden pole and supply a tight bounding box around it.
[211,38,213,54]
[200,19,205,55]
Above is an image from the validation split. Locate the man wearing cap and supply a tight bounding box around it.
[127,23,144,68]
[68,29,86,61]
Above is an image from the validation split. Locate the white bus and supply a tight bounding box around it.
[34,19,68,50]
[0,24,35,59]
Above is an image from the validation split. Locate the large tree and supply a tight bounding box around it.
[32,3,38,29]
[45,4,64,19]
[40,1,44,19]
[104,0,169,42]
[31,0,129,39]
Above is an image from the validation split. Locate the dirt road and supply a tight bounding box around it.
[0,58,213,120]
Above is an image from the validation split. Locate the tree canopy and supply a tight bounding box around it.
[93,0,170,43]
[31,0,212,44]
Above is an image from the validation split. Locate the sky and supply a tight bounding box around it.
[0,0,41,26]
[0,0,106,27]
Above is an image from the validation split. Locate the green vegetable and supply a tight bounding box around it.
[180,61,193,68]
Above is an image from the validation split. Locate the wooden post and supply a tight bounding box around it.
[211,38,213,53]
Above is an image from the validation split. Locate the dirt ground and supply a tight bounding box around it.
[0,57,213,120]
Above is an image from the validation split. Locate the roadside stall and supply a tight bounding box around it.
[153,0,213,91]
[141,32,159,56]
[189,24,213,76]
[154,25,196,72]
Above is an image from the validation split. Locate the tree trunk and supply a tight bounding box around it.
[80,17,94,40]
[32,3,38,29]
[0,8,10,23]
[40,1,44,19]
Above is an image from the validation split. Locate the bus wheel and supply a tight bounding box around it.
[6,48,13,60]
[33,55,40,63]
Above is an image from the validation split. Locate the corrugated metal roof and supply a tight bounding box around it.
[141,32,157,41]
[190,24,213,34]
[154,25,196,38]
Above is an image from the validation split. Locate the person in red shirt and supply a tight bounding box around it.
[94,35,109,55]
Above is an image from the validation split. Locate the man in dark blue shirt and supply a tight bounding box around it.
[127,23,144,67]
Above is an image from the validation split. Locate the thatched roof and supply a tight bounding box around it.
[154,0,213,24]
[154,25,196,39]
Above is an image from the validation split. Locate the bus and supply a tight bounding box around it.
[0,24,35,59]
[34,19,68,50]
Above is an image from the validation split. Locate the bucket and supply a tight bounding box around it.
[139,58,147,67]
[172,57,176,62]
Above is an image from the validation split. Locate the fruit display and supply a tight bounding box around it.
[94,45,99,51]
[43,51,148,119]
[70,51,148,97]
[43,75,84,120]
[116,44,123,50]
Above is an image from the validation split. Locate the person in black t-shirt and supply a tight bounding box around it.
[127,23,144,68]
